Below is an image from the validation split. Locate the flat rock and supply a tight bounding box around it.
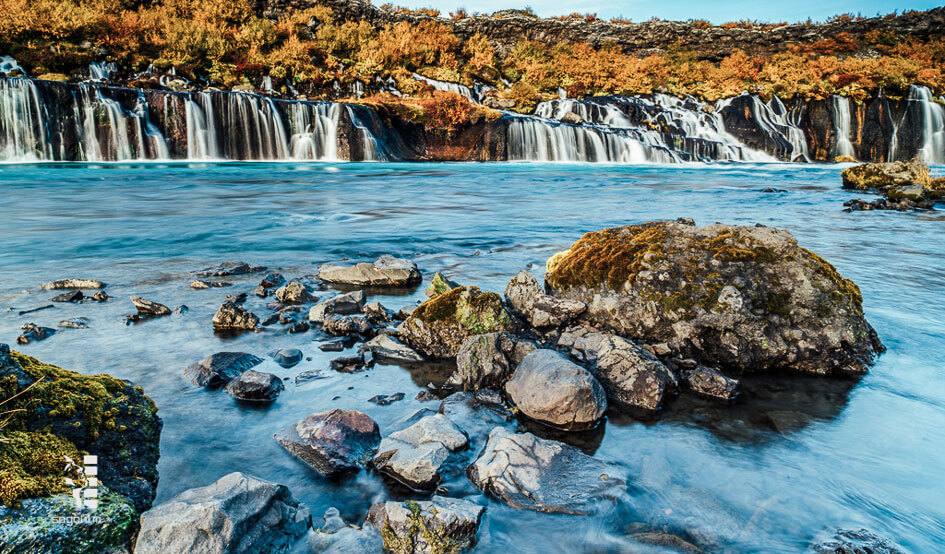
[467,427,626,515]
[41,278,105,290]
[185,352,263,388]
[361,334,424,363]
[274,409,380,477]
[271,348,303,368]
[134,472,309,554]
[450,331,536,391]
[275,280,318,304]
[51,290,83,303]
[212,302,259,331]
[368,392,405,405]
[308,290,366,323]
[225,370,284,402]
[366,496,484,554]
[192,261,266,277]
[371,413,468,490]
[505,349,606,430]
[318,255,422,287]
[190,279,232,289]
[131,296,171,316]
[57,317,89,329]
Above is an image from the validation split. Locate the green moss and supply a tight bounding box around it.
[380,500,468,554]
[841,161,931,191]
[697,229,780,263]
[0,430,84,507]
[425,272,460,297]
[410,286,512,334]
[801,248,863,313]
[545,224,668,290]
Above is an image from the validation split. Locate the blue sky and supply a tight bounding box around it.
[390,0,941,24]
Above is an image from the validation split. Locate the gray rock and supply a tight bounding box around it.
[274,409,380,477]
[275,280,318,304]
[212,302,259,331]
[134,472,310,554]
[544,221,883,375]
[504,349,606,431]
[190,279,231,289]
[90,290,109,302]
[808,528,904,554]
[318,255,422,287]
[51,290,83,303]
[41,278,105,290]
[225,370,284,402]
[57,317,89,329]
[505,270,585,328]
[193,261,266,277]
[259,273,286,289]
[306,508,384,553]
[271,348,303,368]
[308,290,366,323]
[559,327,676,415]
[450,331,536,391]
[371,414,468,490]
[395,305,416,320]
[16,323,55,345]
[330,354,367,373]
[131,296,171,316]
[319,340,346,352]
[680,364,739,401]
[369,392,405,405]
[323,314,373,337]
[467,427,626,515]
[363,301,395,323]
[365,496,484,554]
[361,334,424,363]
[185,352,263,388]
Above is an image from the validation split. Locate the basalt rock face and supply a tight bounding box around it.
[545,221,883,376]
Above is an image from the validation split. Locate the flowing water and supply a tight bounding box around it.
[1,162,944,553]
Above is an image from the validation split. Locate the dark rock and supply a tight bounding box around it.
[474,389,505,406]
[259,273,287,289]
[680,364,740,401]
[368,392,405,405]
[467,427,626,515]
[41,278,105,290]
[330,354,367,373]
[398,287,515,358]
[395,305,416,320]
[363,301,395,323]
[318,255,422,287]
[17,304,54,315]
[545,221,883,375]
[212,302,259,331]
[366,496,484,554]
[274,409,381,477]
[323,314,374,337]
[371,414,468,490]
[135,472,310,554]
[275,280,318,304]
[225,370,285,402]
[288,321,310,333]
[89,290,109,302]
[808,528,905,554]
[131,296,171,316]
[57,317,89,329]
[193,261,266,277]
[175,305,188,314]
[319,340,346,352]
[253,285,270,298]
[185,352,263,388]
[631,532,703,553]
[450,331,536,391]
[16,323,56,344]
[505,349,607,431]
[51,290,83,303]
[271,348,303,368]
[262,312,281,326]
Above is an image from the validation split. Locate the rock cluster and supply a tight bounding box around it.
[841,160,944,211]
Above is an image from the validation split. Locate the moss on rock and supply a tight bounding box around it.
[840,160,931,191]
[400,287,514,358]
[545,224,668,290]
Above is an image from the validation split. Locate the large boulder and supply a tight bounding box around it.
[505,349,606,430]
[450,331,536,391]
[558,327,677,415]
[371,413,468,490]
[0,348,161,552]
[185,352,263,388]
[467,427,626,515]
[318,255,422,287]
[274,409,380,477]
[505,270,586,329]
[398,287,515,358]
[366,496,485,554]
[545,221,883,375]
[134,472,310,554]
[841,160,930,191]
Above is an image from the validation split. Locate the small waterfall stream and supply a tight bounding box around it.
[831,95,856,158]
[909,85,945,164]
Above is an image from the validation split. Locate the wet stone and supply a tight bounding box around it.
[185,352,263,388]
[368,392,405,406]
[274,409,381,477]
[57,317,89,329]
[225,370,285,403]
[16,323,56,345]
[51,290,83,303]
[271,348,303,368]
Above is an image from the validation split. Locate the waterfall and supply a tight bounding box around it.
[287,102,340,160]
[831,95,856,159]
[413,74,479,103]
[0,56,27,77]
[909,85,945,164]
[185,94,221,160]
[89,62,118,82]
[506,115,675,163]
[717,94,810,162]
[0,78,52,161]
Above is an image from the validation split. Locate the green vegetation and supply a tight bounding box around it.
[410,286,512,334]
[380,500,468,554]
[545,224,668,290]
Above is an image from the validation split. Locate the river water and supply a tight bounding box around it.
[1,161,943,552]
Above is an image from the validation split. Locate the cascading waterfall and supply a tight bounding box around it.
[89,62,118,82]
[0,78,53,161]
[287,102,340,160]
[717,94,810,162]
[506,115,675,163]
[831,95,856,159]
[909,85,945,164]
[413,73,480,103]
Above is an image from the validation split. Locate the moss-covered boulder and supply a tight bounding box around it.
[0,345,161,552]
[841,160,943,207]
[545,221,883,375]
[398,287,515,358]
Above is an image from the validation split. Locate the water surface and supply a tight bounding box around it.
[1,162,943,553]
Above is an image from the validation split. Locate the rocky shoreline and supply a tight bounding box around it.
[1,215,913,553]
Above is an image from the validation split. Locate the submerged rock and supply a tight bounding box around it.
[369,392,406,405]
[41,278,105,290]
[57,317,89,329]
[808,528,905,554]
[545,221,883,375]
[185,352,263,388]
[425,271,461,297]
[16,323,56,345]
[212,302,260,331]
[467,427,625,515]
[134,472,310,554]
[271,348,303,368]
[451,331,536,391]
[505,270,586,328]
[398,286,515,358]
[224,370,284,402]
[274,409,381,477]
[366,496,484,554]
[50,290,84,303]
[275,280,318,304]
[371,413,468,490]
[505,349,606,431]
[318,255,422,287]
[193,261,266,277]
[361,334,424,363]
